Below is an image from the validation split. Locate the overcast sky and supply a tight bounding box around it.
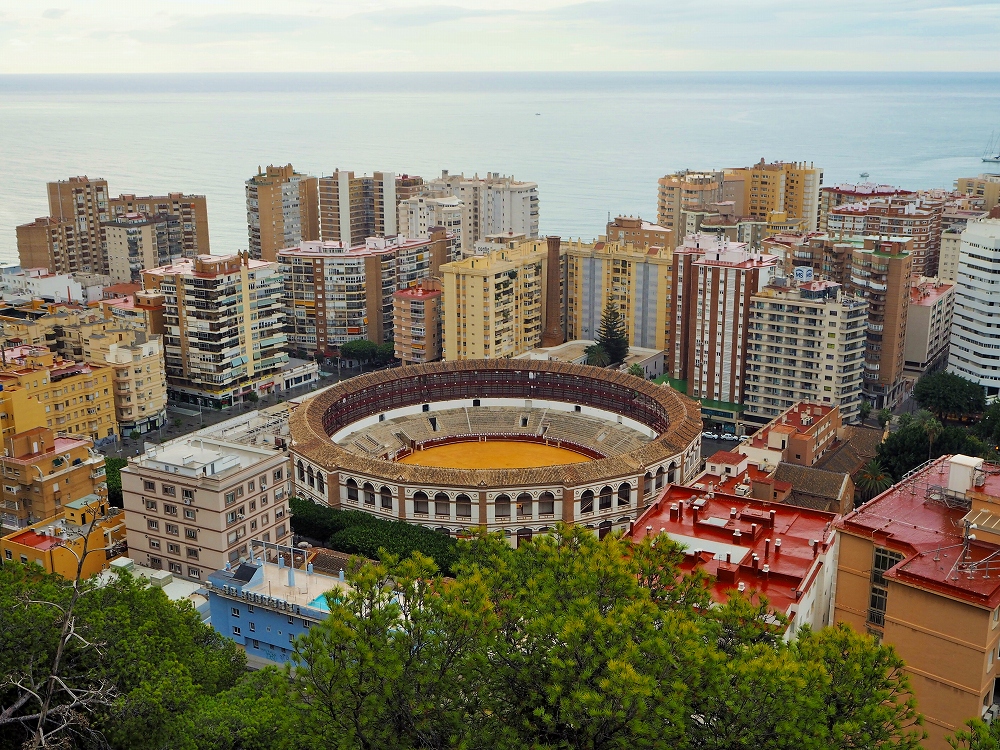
[2,1,999,73]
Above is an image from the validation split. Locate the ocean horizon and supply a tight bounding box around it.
[1,71,998,264]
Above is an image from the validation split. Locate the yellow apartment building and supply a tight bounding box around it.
[563,239,672,350]
[725,160,823,230]
[2,493,124,579]
[441,240,550,360]
[656,171,724,247]
[0,426,109,532]
[109,192,210,256]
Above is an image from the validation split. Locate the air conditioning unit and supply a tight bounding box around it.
[183,498,192,505]
[237,513,245,519]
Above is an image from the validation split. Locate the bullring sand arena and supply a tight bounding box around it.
[289,359,703,541]
[397,439,591,469]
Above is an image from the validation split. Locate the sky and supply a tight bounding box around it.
[1,0,999,73]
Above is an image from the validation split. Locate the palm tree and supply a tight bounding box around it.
[584,344,610,367]
[859,400,872,423]
[627,363,646,379]
[855,459,894,504]
[922,415,944,461]
[876,408,892,430]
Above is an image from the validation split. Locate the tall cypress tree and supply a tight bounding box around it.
[596,300,629,364]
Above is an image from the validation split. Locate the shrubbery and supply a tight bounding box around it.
[290,496,459,576]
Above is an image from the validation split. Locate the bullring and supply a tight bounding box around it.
[289,359,703,543]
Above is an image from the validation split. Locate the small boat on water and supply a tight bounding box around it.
[984,132,1000,163]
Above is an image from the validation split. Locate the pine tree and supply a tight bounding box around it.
[597,300,629,364]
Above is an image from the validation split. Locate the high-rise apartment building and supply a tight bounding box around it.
[949,218,1000,398]
[666,234,780,411]
[318,170,397,246]
[819,183,916,232]
[395,174,424,203]
[100,333,168,436]
[939,226,963,281]
[45,176,111,274]
[656,171,724,247]
[604,216,672,250]
[278,230,456,357]
[122,435,291,582]
[16,217,81,275]
[955,173,1000,211]
[846,237,913,409]
[904,278,954,375]
[393,279,444,365]
[725,161,823,230]
[745,280,867,424]
[563,239,673,350]
[109,192,210,256]
[104,213,182,284]
[421,171,539,255]
[828,197,944,277]
[245,164,319,262]
[441,240,554,360]
[397,196,464,248]
[142,253,287,407]
[0,426,108,532]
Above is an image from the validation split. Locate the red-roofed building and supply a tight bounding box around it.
[904,277,955,375]
[393,278,444,365]
[629,482,838,636]
[834,455,1000,749]
[740,402,841,471]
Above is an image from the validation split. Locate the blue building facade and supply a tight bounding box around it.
[206,554,346,664]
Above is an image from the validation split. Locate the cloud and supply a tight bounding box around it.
[166,13,322,39]
[348,4,520,28]
[41,8,66,20]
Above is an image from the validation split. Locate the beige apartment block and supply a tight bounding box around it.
[104,213,181,284]
[122,436,291,582]
[956,174,1000,211]
[667,234,779,412]
[939,226,963,281]
[904,278,954,375]
[46,176,111,274]
[656,171,724,247]
[393,279,443,365]
[109,192,210,256]
[398,196,464,249]
[100,334,168,436]
[278,230,456,357]
[16,217,82,275]
[563,238,673,350]
[844,237,913,409]
[319,169,397,246]
[725,160,823,230]
[142,253,287,407]
[246,164,319,262]
[441,240,553,360]
[604,216,672,250]
[819,183,916,232]
[746,280,867,424]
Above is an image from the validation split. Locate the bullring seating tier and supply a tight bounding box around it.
[338,406,652,460]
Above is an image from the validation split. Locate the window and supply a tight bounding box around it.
[149,538,160,550]
[363,483,376,506]
[347,478,358,502]
[232,626,241,636]
[249,622,256,632]
[297,461,305,481]
[317,473,325,493]
[167,543,180,554]
[581,490,594,513]
[163,504,177,516]
[251,639,259,649]
[145,499,158,511]
[276,523,286,538]
[413,491,429,514]
[517,493,532,517]
[188,567,200,579]
[166,523,179,536]
[182,489,194,501]
[4,550,11,560]
[456,494,472,518]
[617,483,631,507]
[185,528,197,540]
[248,481,255,492]
[183,508,195,520]
[144,480,155,491]
[149,556,162,569]
[381,487,393,510]
[231,607,241,618]
[435,493,450,516]
[147,519,159,531]
[273,468,283,481]
[186,548,199,560]
[226,510,238,524]
[494,494,510,518]
[225,491,237,505]
[538,492,555,515]
[599,486,613,511]
[162,484,176,497]
[168,561,182,574]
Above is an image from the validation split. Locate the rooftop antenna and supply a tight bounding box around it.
[860,172,869,182]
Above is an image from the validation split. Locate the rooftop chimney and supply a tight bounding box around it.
[540,236,564,347]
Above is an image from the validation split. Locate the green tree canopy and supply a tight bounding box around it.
[913,371,986,421]
[339,339,379,363]
[627,363,646,378]
[584,342,611,367]
[597,300,629,364]
[877,408,893,430]
[860,401,873,422]
[104,456,128,507]
[877,418,989,480]
[856,458,895,504]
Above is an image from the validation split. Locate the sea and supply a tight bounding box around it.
[1,71,999,265]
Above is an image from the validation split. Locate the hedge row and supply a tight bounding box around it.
[289,496,459,576]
